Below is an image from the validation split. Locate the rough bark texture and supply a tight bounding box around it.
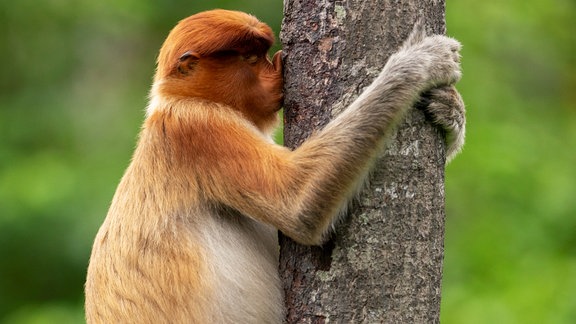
[279,0,448,323]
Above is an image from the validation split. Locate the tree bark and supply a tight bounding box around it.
[279,0,448,323]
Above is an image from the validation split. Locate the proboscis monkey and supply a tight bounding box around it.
[85,9,465,323]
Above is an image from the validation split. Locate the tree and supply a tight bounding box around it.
[279,0,448,322]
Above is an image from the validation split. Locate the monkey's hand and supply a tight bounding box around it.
[417,85,466,162]
[390,21,462,91]
[388,22,464,161]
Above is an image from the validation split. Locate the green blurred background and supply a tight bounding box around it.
[0,0,574,323]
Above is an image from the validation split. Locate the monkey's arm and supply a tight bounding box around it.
[189,44,459,246]
[193,80,415,245]
[169,30,462,245]
[175,107,338,245]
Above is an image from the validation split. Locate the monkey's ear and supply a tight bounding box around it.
[177,51,200,75]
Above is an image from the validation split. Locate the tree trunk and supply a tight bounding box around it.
[279,0,448,323]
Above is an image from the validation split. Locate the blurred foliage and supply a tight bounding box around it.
[442,0,576,323]
[0,0,573,323]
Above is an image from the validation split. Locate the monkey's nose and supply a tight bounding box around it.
[271,50,283,73]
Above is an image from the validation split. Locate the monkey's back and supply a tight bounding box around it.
[85,159,283,323]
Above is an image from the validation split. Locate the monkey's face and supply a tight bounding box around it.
[188,49,283,131]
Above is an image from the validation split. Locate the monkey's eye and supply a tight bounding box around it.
[242,54,259,65]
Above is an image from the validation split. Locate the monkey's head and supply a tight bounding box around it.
[152,9,283,133]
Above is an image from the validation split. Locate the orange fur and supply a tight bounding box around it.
[85,9,464,323]
[86,10,287,323]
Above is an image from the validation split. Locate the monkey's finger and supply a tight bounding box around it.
[401,19,427,50]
